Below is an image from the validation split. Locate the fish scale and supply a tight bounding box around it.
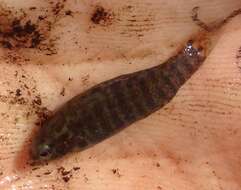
[32,40,205,161]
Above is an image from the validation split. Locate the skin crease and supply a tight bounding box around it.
[0,0,240,189]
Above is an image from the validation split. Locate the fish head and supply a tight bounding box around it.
[31,112,75,161]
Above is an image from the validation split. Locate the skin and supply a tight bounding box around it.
[0,0,241,189]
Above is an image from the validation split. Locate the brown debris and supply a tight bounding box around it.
[43,171,52,175]
[91,6,114,26]
[60,87,65,96]
[29,7,37,11]
[81,74,90,86]
[236,47,241,69]
[73,166,80,171]
[191,6,210,32]
[83,174,89,182]
[0,19,43,49]
[192,7,241,32]
[31,167,40,171]
[15,89,22,97]
[65,10,73,16]
[52,1,66,15]
[0,0,71,63]
[111,168,122,177]
[57,166,73,183]
[56,166,81,183]
[33,96,42,106]
[34,107,52,126]
[221,8,241,25]
[62,176,70,182]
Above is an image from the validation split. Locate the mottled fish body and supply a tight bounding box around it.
[32,40,205,161]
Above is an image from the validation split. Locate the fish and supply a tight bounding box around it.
[31,38,207,161]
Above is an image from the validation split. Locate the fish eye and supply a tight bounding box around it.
[38,144,52,158]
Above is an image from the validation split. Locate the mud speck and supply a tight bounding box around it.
[83,173,89,182]
[15,89,22,97]
[73,166,80,171]
[91,6,114,26]
[60,87,65,96]
[57,166,73,183]
[62,176,70,182]
[43,171,52,175]
[81,74,90,86]
[31,167,40,171]
[236,46,241,70]
[65,10,73,16]
[111,168,122,177]
[33,96,42,106]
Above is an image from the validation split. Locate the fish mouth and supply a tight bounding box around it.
[29,144,43,162]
